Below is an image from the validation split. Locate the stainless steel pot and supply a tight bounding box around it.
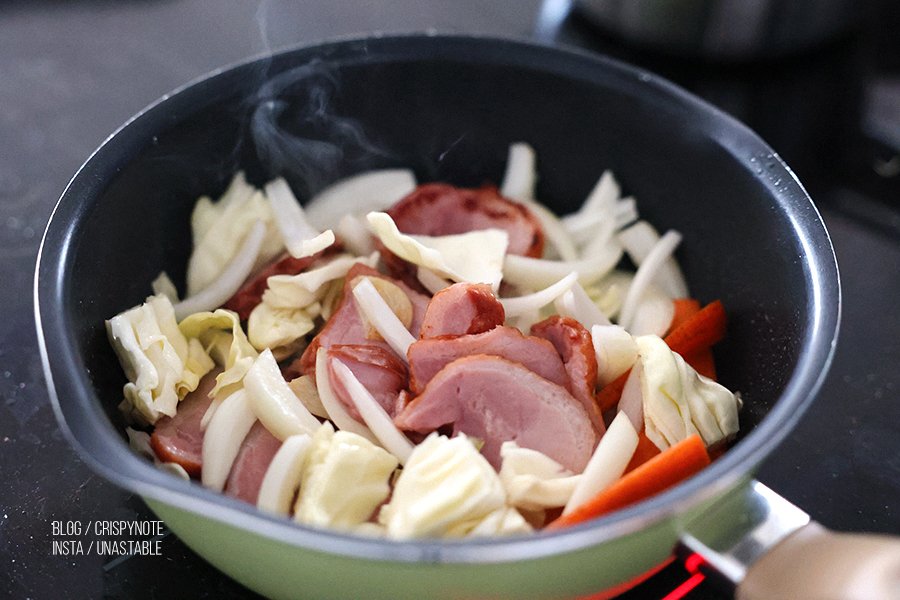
[572,0,865,59]
[35,34,895,600]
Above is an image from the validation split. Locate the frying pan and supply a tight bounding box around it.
[33,34,898,599]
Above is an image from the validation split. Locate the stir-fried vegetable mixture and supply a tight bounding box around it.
[109,143,741,538]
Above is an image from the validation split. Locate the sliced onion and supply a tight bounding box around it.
[173,220,265,321]
[554,281,612,329]
[304,169,417,231]
[201,389,256,492]
[314,348,381,445]
[499,272,578,318]
[618,229,682,332]
[617,360,644,432]
[265,177,335,259]
[562,410,638,515]
[500,141,537,202]
[351,277,417,360]
[330,359,414,465]
[618,220,689,299]
[257,433,312,516]
[243,348,321,441]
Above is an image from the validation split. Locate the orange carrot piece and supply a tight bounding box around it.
[668,298,702,334]
[546,435,710,530]
[595,369,630,413]
[683,347,717,380]
[623,431,662,474]
[664,299,727,358]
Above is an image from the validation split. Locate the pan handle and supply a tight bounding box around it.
[679,480,900,600]
[736,522,900,600]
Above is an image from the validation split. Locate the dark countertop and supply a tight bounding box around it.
[2,1,899,599]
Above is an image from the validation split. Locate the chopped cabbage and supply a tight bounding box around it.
[247,253,378,351]
[187,172,284,297]
[498,442,580,512]
[293,422,399,531]
[636,335,740,450]
[178,308,257,400]
[107,294,214,426]
[378,433,512,539]
[367,212,509,293]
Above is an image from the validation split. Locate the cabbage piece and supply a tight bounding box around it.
[466,506,532,537]
[186,172,283,297]
[498,442,580,512]
[379,433,509,539]
[592,324,639,388]
[294,422,399,531]
[107,294,214,426]
[178,308,258,400]
[636,335,740,450]
[367,212,509,293]
[247,253,378,352]
[175,220,268,321]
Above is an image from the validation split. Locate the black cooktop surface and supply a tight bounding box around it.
[2,1,898,599]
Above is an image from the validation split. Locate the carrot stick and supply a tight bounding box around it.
[595,369,630,413]
[623,431,662,474]
[668,298,701,334]
[664,299,726,358]
[546,434,710,530]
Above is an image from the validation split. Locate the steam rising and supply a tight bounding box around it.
[247,59,394,199]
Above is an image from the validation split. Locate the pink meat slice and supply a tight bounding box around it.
[149,368,221,477]
[385,183,545,258]
[223,421,283,505]
[531,315,606,434]
[394,355,597,473]
[291,263,430,378]
[326,344,409,422]
[407,326,570,395]
[419,282,505,339]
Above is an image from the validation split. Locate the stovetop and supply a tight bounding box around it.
[2,1,898,599]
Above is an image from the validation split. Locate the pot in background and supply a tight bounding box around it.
[572,0,867,59]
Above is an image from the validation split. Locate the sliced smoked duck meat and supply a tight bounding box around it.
[223,420,282,505]
[394,354,597,473]
[419,282,505,339]
[149,368,221,477]
[531,315,606,434]
[293,263,430,378]
[407,325,570,395]
[385,182,545,258]
[326,344,409,422]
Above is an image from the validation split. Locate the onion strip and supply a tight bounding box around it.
[173,220,266,321]
[257,434,312,515]
[330,359,414,465]
[618,229,683,332]
[314,348,382,445]
[499,272,578,317]
[243,348,321,441]
[351,277,416,360]
[201,389,256,492]
[265,177,335,259]
[562,410,638,515]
